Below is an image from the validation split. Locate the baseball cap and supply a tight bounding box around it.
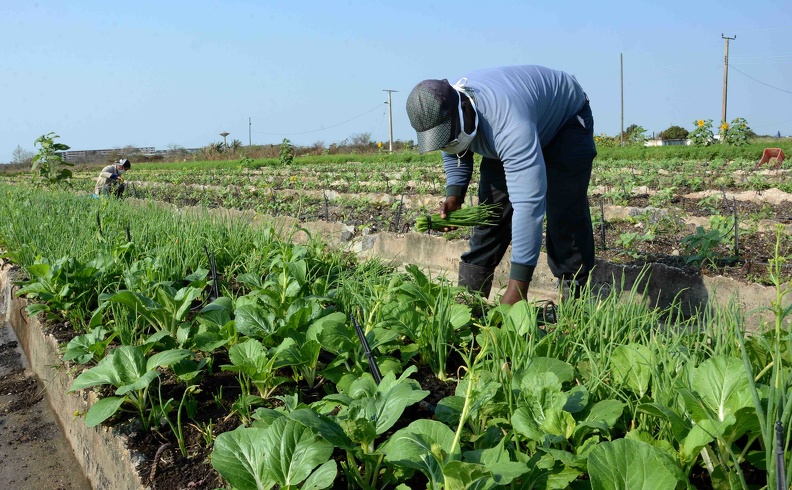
[406,79,457,154]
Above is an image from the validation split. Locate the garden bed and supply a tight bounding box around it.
[2,158,792,489]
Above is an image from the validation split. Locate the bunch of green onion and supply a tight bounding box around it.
[415,204,501,232]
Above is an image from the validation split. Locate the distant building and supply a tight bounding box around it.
[60,147,155,163]
[644,138,691,147]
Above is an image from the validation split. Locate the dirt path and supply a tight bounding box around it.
[0,321,92,490]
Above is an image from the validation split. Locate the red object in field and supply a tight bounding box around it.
[758,148,785,168]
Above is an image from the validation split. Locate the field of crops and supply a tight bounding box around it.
[47,146,792,286]
[1,144,792,489]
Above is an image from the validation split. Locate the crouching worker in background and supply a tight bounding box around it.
[94,158,131,197]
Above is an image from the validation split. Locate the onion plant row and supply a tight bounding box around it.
[1,183,791,489]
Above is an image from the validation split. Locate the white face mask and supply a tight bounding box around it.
[441,79,478,155]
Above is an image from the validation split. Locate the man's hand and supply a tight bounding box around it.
[439,195,463,232]
[500,279,530,305]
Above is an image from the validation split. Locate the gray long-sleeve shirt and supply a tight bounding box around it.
[442,65,586,270]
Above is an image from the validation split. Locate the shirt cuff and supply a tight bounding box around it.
[509,262,536,283]
[446,185,467,201]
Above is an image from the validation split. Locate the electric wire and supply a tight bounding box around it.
[728,64,792,95]
[251,102,387,136]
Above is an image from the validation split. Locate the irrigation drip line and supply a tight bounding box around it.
[391,194,404,232]
[733,198,739,258]
[350,313,382,384]
[776,421,787,490]
[599,200,607,250]
[203,245,220,301]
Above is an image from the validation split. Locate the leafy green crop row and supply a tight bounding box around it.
[2,184,791,489]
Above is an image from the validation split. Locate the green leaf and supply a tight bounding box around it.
[513,372,571,444]
[583,399,626,428]
[679,423,717,464]
[687,356,753,424]
[25,303,51,317]
[115,370,159,395]
[260,418,334,487]
[197,296,233,328]
[371,368,429,435]
[525,357,575,384]
[69,346,145,391]
[146,348,192,371]
[443,460,493,490]
[307,311,346,340]
[447,303,472,328]
[287,408,355,451]
[610,344,653,397]
[505,301,537,336]
[235,304,277,340]
[588,438,686,490]
[211,427,271,490]
[382,419,456,486]
[301,460,337,490]
[84,396,125,427]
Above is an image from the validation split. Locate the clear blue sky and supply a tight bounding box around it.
[2,1,790,163]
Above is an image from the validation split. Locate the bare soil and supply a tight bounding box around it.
[0,321,91,490]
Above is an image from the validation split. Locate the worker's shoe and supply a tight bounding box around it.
[558,275,588,301]
[536,300,558,325]
[457,262,496,298]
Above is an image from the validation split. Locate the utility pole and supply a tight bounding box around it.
[249,117,252,146]
[721,34,736,125]
[620,53,624,147]
[383,89,398,152]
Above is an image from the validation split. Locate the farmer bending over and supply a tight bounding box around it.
[406,65,596,305]
[95,158,131,197]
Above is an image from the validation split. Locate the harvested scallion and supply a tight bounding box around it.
[415,204,501,232]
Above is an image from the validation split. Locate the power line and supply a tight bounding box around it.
[732,27,790,33]
[729,64,792,95]
[729,54,792,65]
[752,118,792,129]
[251,103,386,136]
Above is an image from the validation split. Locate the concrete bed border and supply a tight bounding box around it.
[1,262,146,490]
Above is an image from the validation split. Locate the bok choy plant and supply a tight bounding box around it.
[211,417,337,490]
[68,345,192,430]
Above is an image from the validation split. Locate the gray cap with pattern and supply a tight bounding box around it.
[406,79,457,154]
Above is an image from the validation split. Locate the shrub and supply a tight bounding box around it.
[279,138,295,166]
[659,125,689,140]
[30,132,73,187]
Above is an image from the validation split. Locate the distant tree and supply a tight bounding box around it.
[310,140,325,155]
[659,125,689,140]
[12,145,35,165]
[621,124,647,146]
[350,132,372,147]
